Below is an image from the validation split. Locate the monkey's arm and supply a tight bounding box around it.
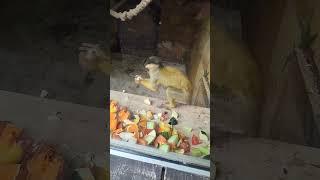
[139,79,158,92]
[135,75,158,92]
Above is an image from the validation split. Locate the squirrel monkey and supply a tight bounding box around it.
[78,43,111,84]
[135,56,192,108]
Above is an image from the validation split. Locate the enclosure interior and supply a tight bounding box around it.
[214,0,320,148]
[0,0,108,108]
[110,0,210,108]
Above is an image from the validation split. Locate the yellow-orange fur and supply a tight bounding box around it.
[137,65,192,108]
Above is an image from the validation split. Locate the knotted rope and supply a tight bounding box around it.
[110,0,152,21]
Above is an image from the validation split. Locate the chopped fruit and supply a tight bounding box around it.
[159,144,170,153]
[167,135,179,146]
[171,111,179,119]
[118,108,130,122]
[126,124,138,133]
[146,111,153,120]
[147,122,155,129]
[138,118,147,129]
[160,112,169,121]
[154,135,167,148]
[137,138,147,145]
[109,101,210,158]
[110,100,119,113]
[160,132,170,140]
[142,129,153,137]
[110,112,117,132]
[116,123,123,129]
[199,131,209,142]
[191,148,202,157]
[198,146,210,156]
[171,128,178,136]
[192,134,201,145]
[179,140,190,153]
[158,122,171,133]
[133,115,140,124]
[144,130,156,145]
[119,132,135,142]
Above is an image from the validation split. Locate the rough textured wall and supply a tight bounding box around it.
[256,0,320,145]
[158,0,207,62]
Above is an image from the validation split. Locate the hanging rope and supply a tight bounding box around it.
[110,0,153,21]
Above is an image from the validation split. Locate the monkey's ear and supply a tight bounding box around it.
[143,58,148,66]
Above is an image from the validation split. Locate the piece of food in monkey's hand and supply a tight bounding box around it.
[134,75,143,84]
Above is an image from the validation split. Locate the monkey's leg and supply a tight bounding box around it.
[166,87,191,108]
[139,79,158,92]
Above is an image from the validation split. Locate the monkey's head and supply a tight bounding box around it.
[144,56,164,70]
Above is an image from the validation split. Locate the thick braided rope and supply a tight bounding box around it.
[110,0,152,21]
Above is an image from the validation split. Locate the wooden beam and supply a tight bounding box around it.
[295,49,320,134]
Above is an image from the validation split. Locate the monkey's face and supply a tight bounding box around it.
[145,63,160,71]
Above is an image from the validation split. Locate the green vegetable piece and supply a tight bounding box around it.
[168,117,178,125]
[147,121,155,129]
[199,146,210,156]
[167,135,179,145]
[161,132,170,139]
[191,148,202,157]
[159,144,170,153]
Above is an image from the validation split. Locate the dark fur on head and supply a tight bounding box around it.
[143,56,164,68]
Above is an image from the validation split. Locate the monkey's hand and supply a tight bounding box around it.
[134,75,143,84]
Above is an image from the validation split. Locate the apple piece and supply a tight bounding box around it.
[199,131,209,142]
[167,135,179,146]
[144,130,156,145]
[147,121,155,129]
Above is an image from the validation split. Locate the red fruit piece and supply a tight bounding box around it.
[192,134,200,145]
